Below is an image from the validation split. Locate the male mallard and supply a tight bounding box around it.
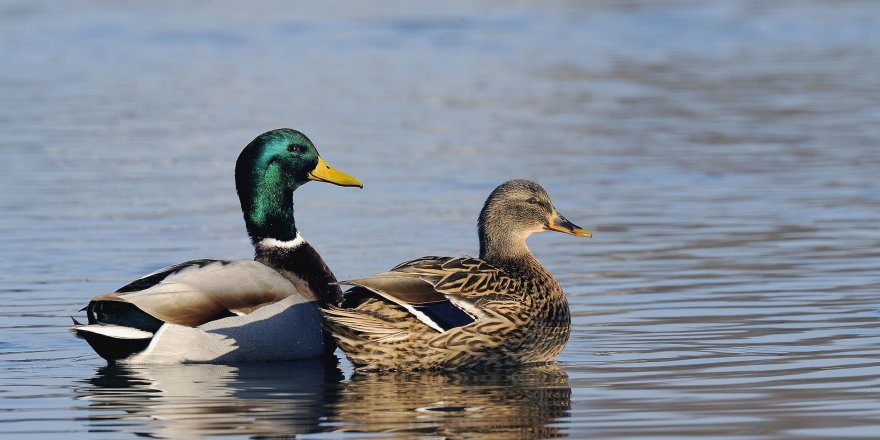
[323,179,590,370]
[71,128,362,363]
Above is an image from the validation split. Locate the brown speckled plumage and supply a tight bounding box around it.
[323,180,590,370]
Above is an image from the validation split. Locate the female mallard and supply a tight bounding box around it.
[71,128,362,363]
[323,179,590,370]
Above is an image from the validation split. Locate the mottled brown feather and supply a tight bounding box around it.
[323,255,570,370]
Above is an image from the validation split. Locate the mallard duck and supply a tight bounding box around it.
[71,128,362,363]
[323,179,590,370]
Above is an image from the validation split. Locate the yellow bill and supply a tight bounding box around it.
[308,156,363,188]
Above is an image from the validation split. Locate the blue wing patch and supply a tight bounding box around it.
[412,301,475,331]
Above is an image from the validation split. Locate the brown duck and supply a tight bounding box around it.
[323,179,590,370]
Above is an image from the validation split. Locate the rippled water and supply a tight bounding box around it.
[2,0,880,438]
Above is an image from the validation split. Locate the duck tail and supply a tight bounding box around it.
[70,324,154,362]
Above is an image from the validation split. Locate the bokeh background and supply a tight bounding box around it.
[2,1,879,438]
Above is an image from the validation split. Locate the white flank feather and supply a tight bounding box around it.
[125,295,324,364]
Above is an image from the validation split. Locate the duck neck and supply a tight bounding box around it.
[479,224,542,273]
[239,170,299,244]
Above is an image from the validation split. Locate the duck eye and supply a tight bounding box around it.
[526,197,539,205]
[287,143,305,153]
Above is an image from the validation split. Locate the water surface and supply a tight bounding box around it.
[2,1,880,438]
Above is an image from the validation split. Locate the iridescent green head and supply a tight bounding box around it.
[235,128,362,244]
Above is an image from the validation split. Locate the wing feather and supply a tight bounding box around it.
[91,260,299,327]
[335,256,521,333]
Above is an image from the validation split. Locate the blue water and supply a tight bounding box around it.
[2,1,880,438]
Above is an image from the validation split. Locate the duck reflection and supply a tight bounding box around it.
[329,364,572,439]
[75,360,571,439]
[74,358,343,439]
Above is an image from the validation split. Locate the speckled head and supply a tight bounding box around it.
[478,179,590,261]
[235,128,362,244]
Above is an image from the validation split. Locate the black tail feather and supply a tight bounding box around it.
[87,301,164,332]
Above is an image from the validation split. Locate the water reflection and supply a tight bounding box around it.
[74,360,571,439]
[74,359,343,439]
[328,364,571,439]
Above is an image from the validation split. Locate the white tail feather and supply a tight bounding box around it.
[74,324,154,340]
